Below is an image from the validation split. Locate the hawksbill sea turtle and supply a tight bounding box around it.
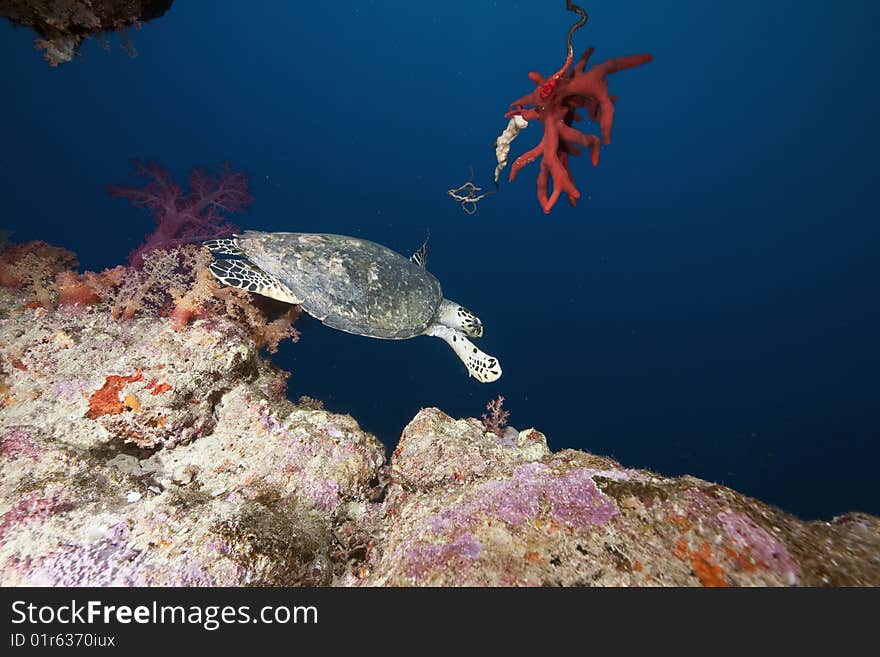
[203,231,502,382]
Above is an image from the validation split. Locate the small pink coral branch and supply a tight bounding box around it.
[481,395,510,436]
[108,161,251,266]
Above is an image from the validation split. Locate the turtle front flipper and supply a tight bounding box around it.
[426,324,501,383]
[203,238,243,256]
[437,299,483,338]
[208,259,302,304]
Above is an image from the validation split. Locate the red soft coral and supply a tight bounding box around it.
[506,48,652,213]
[108,161,251,266]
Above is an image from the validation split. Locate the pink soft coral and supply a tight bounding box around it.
[108,161,252,266]
[481,395,510,437]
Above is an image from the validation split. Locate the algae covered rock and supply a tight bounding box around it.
[0,285,384,586]
[1,279,879,587]
[391,407,549,489]
[357,412,880,586]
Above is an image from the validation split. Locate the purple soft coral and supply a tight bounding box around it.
[108,161,252,266]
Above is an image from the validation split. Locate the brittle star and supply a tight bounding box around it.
[447,168,494,215]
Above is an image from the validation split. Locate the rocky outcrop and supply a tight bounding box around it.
[363,407,879,586]
[0,285,384,585]
[1,284,878,586]
[0,0,174,66]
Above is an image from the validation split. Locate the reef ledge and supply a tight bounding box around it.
[1,283,878,586]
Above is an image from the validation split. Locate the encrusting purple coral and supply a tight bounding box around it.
[718,509,800,585]
[404,534,483,579]
[423,462,618,531]
[384,462,620,583]
[0,491,73,542]
[33,521,214,587]
[0,426,41,461]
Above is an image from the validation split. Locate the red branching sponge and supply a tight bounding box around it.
[108,161,251,266]
[506,48,652,213]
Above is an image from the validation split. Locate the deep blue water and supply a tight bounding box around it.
[2,1,877,520]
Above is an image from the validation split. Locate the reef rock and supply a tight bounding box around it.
[363,407,879,586]
[0,285,384,585]
[0,0,174,66]
[1,283,878,586]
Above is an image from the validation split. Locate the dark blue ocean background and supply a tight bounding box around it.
[1,1,877,520]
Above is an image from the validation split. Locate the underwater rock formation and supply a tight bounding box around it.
[1,276,878,586]
[367,408,880,586]
[0,0,173,66]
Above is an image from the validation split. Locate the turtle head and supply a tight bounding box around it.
[438,299,483,338]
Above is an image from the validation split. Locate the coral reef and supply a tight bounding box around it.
[0,0,174,66]
[362,408,880,586]
[0,237,300,354]
[1,259,879,586]
[0,240,78,308]
[0,274,376,585]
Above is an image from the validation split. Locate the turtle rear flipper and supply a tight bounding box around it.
[426,325,501,383]
[209,259,302,304]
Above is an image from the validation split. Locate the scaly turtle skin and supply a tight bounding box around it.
[204,231,501,382]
